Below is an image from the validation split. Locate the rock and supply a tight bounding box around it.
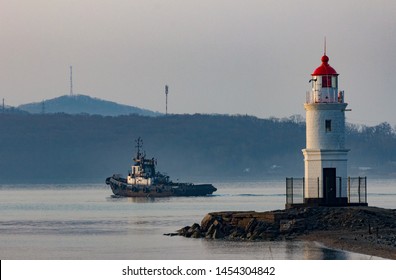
[248,232,261,241]
[177,226,191,236]
[213,219,221,227]
[191,223,200,231]
[245,218,258,233]
[205,224,216,238]
[200,214,215,232]
[212,228,224,239]
[163,233,178,236]
[175,206,396,249]
[191,231,202,238]
[228,228,245,240]
[280,220,293,233]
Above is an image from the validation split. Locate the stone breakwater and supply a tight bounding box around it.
[171,206,396,258]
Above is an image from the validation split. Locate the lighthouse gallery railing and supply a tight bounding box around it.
[306,89,344,104]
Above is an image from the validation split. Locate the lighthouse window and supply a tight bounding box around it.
[325,120,332,132]
[332,76,337,88]
[322,76,332,88]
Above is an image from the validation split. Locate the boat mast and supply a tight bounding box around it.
[135,137,143,159]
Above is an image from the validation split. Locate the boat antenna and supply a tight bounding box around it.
[135,137,143,159]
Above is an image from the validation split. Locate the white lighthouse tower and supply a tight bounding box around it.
[302,50,349,206]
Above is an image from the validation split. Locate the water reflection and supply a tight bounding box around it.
[108,195,165,203]
[200,239,381,260]
[300,242,347,260]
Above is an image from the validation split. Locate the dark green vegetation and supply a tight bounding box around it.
[0,113,395,183]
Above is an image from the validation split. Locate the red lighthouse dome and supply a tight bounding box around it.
[312,54,338,76]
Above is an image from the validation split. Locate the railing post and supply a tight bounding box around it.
[285,178,288,205]
[338,177,341,198]
[303,177,305,201]
[348,177,351,204]
[317,177,320,198]
[365,176,367,204]
[291,177,293,205]
[358,176,361,204]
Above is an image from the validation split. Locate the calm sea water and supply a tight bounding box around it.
[0,179,394,260]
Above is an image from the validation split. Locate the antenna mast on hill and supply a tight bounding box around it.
[41,100,45,114]
[70,66,73,96]
[165,85,169,115]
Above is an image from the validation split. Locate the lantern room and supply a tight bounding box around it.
[307,55,344,104]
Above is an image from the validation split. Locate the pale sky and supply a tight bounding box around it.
[1,0,396,126]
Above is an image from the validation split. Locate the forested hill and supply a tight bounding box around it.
[0,113,395,183]
[17,94,160,117]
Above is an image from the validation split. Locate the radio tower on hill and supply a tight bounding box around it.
[165,85,169,115]
[69,66,73,96]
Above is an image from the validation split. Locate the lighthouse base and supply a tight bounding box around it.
[304,197,348,207]
[287,198,368,209]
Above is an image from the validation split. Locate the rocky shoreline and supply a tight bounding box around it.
[170,206,396,259]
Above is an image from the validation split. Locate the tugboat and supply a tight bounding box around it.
[105,137,217,197]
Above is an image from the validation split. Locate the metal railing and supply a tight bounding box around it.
[286,176,367,206]
[286,177,304,205]
[306,90,344,104]
[347,177,367,204]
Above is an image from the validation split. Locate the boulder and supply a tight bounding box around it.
[175,206,396,248]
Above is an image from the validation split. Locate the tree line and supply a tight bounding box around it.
[0,113,395,183]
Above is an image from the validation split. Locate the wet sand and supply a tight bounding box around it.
[300,230,396,259]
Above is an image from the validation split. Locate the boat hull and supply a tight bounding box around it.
[106,176,217,197]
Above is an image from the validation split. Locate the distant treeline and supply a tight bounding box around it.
[0,113,395,183]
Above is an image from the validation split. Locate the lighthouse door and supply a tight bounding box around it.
[323,168,336,205]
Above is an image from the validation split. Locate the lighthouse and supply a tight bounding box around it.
[286,48,368,208]
[302,51,350,206]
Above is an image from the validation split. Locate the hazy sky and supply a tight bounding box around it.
[1,0,395,125]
